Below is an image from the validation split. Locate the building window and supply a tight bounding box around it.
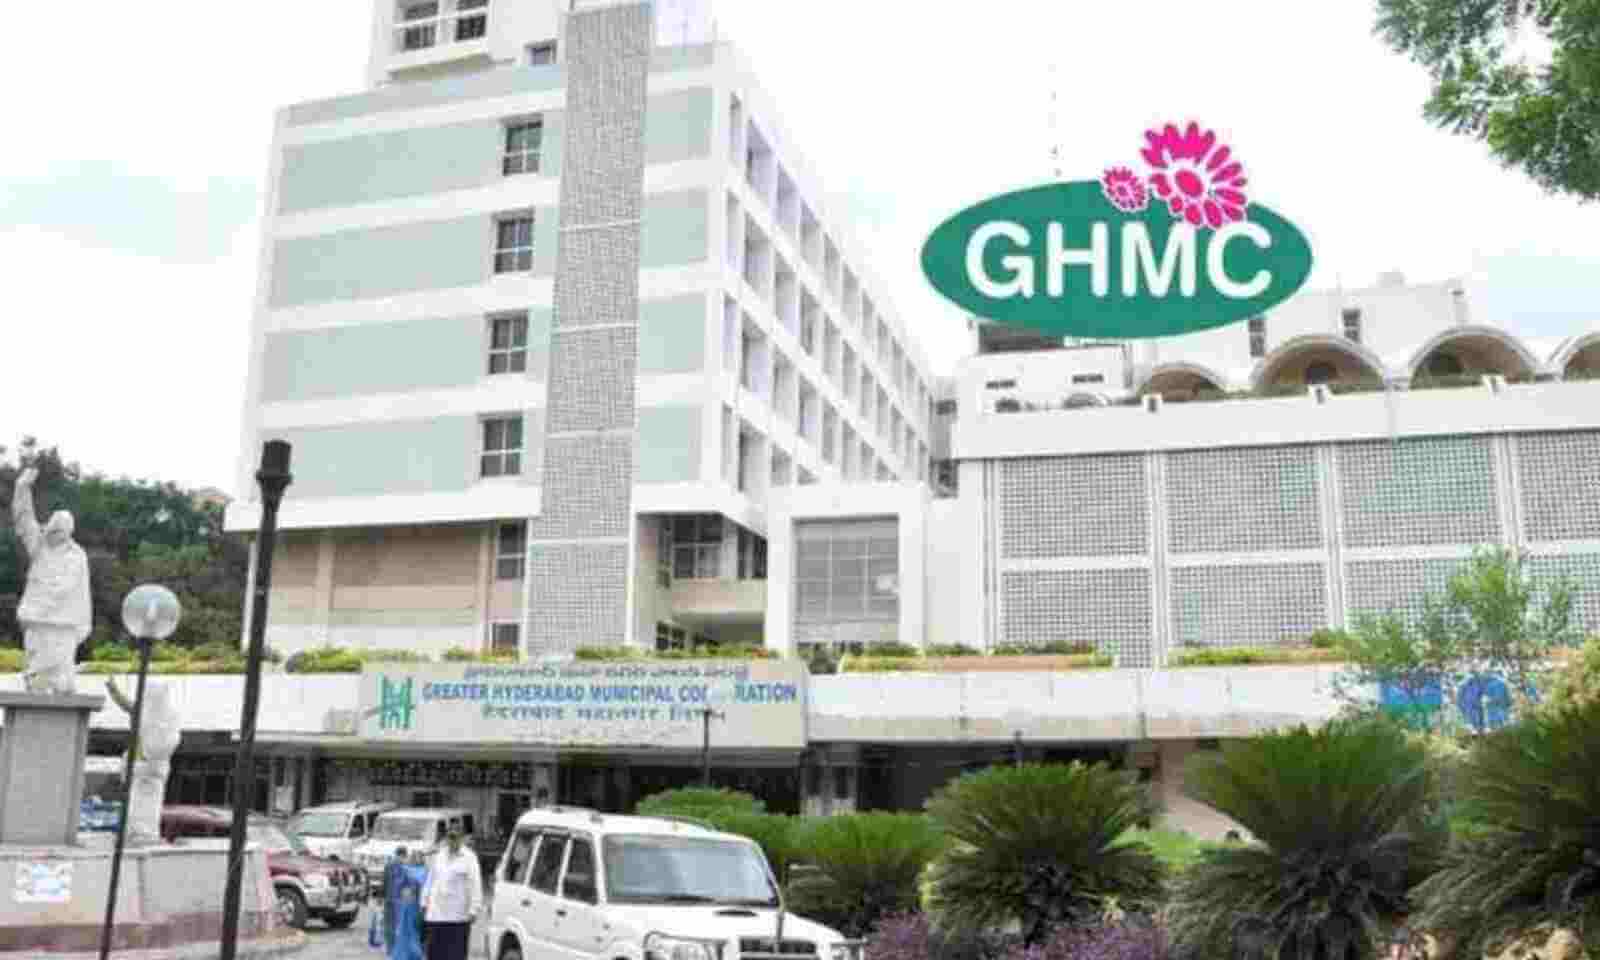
[481,416,523,478]
[1071,373,1105,384]
[496,521,526,580]
[399,2,439,51]
[795,518,898,624]
[934,399,957,416]
[671,515,723,580]
[656,521,672,588]
[834,765,854,801]
[527,41,556,65]
[488,313,528,374]
[1248,315,1266,357]
[494,215,535,273]
[503,121,542,176]
[738,528,768,581]
[655,622,688,652]
[491,622,520,655]
[454,0,487,41]
[1342,308,1362,344]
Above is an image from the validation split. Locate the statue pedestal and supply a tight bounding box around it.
[0,693,103,847]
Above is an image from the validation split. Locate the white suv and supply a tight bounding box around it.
[484,807,863,960]
[354,808,477,886]
[288,801,395,862]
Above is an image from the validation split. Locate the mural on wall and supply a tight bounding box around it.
[1379,673,1529,732]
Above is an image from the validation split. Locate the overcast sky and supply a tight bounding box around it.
[2,1,1596,494]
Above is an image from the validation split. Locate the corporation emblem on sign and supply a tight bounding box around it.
[921,122,1315,339]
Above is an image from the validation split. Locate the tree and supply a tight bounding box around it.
[924,763,1164,947]
[1411,700,1600,957]
[1335,546,1579,733]
[1374,0,1600,201]
[0,437,246,651]
[1166,718,1439,960]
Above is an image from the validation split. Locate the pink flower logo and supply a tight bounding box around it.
[1135,122,1249,229]
[1100,167,1149,213]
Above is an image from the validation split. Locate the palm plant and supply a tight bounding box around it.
[1166,719,1437,960]
[786,812,946,937]
[924,762,1164,946]
[1411,700,1600,956]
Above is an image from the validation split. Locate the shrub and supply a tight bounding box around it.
[869,642,922,658]
[635,786,765,820]
[925,644,982,658]
[1307,628,1352,650]
[999,920,1169,960]
[273,648,432,671]
[573,646,637,662]
[840,657,924,673]
[926,763,1164,946]
[865,912,1015,960]
[992,641,1095,656]
[1165,717,1437,960]
[786,813,947,938]
[656,646,777,660]
[716,811,801,878]
[1168,646,1344,667]
[0,649,24,672]
[1542,634,1600,715]
[1411,700,1600,957]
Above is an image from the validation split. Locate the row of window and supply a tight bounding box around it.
[395,0,558,62]
[1246,309,1363,359]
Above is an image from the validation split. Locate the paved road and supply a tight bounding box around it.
[294,915,491,960]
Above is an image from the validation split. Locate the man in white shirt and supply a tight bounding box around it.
[420,827,484,960]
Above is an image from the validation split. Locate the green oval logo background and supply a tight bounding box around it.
[921,181,1314,339]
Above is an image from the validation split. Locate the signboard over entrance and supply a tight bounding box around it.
[357,660,807,750]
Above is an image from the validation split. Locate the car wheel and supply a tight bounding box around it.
[499,940,523,960]
[275,887,307,930]
[323,909,358,929]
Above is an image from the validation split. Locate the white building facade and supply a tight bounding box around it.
[227,0,939,661]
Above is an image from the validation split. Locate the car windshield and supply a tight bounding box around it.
[373,817,434,842]
[290,812,350,838]
[602,835,778,906]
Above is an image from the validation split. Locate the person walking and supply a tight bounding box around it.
[380,846,409,950]
[420,827,482,960]
[385,851,427,960]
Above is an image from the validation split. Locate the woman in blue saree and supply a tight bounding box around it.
[385,854,427,960]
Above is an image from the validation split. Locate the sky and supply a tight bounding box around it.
[1,1,1597,494]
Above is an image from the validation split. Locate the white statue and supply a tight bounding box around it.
[106,678,182,846]
[11,467,92,695]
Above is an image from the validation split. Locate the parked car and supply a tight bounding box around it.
[79,798,121,832]
[355,808,476,893]
[159,805,366,930]
[485,806,863,960]
[287,800,395,861]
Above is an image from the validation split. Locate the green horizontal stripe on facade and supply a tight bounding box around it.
[283,44,714,127]
[268,190,706,309]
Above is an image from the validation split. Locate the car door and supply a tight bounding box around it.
[344,811,366,861]
[524,830,570,960]
[550,834,609,960]
[492,828,540,958]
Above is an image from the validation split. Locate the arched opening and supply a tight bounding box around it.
[1558,333,1600,380]
[1138,363,1228,402]
[1407,327,1539,387]
[1252,335,1388,393]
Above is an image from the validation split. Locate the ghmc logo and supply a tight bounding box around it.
[367,675,416,732]
[921,121,1314,339]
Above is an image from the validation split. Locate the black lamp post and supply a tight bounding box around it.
[220,441,292,960]
[97,584,182,960]
[698,706,724,787]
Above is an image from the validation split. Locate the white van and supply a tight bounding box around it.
[288,801,395,862]
[484,807,862,960]
[353,808,476,881]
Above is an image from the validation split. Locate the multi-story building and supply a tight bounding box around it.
[128,0,1597,840]
[226,0,938,661]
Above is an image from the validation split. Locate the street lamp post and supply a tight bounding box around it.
[98,584,182,960]
[697,707,724,787]
[220,441,292,960]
